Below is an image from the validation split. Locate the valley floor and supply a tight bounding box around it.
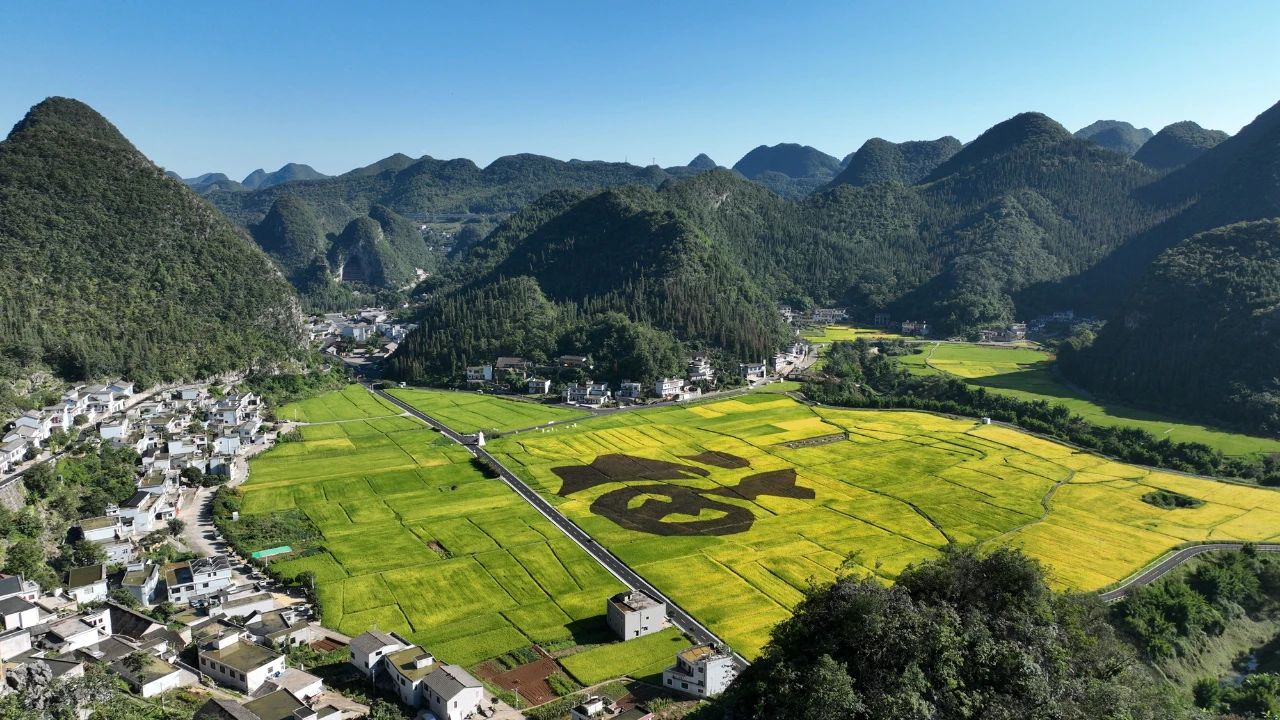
[242,384,1280,668]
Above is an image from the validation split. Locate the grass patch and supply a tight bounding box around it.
[1142,489,1206,510]
[387,388,591,434]
[559,628,688,685]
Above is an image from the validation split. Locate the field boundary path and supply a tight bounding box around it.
[371,384,752,672]
[1098,542,1280,602]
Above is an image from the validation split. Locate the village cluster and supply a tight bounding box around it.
[341,587,735,720]
[307,308,418,367]
[463,348,808,409]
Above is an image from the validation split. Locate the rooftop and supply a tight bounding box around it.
[121,564,156,587]
[78,516,118,531]
[67,564,105,588]
[386,646,440,682]
[349,629,407,655]
[678,644,725,664]
[242,689,305,720]
[611,589,664,613]
[0,595,35,615]
[201,637,280,673]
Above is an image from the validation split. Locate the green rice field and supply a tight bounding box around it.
[898,343,1280,457]
[276,383,403,423]
[799,324,905,344]
[388,388,591,435]
[486,393,1280,659]
[245,389,626,668]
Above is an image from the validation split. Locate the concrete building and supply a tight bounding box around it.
[526,377,551,394]
[121,562,160,607]
[197,631,285,693]
[662,644,736,698]
[654,377,683,399]
[348,629,410,679]
[0,596,39,630]
[165,556,234,604]
[67,564,108,606]
[383,646,484,720]
[606,589,666,640]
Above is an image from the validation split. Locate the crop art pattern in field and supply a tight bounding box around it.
[552,452,813,536]
[487,394,1280,658]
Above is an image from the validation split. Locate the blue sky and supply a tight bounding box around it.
[2,1,1277,179]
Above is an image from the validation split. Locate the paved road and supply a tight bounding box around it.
[1098,543,1280,602]
[372,385,750,671]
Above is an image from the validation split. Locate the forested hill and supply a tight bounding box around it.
[730,143,844,198]
[828,136,961,187]
[386,183,791,383]
[1131,121,1228,170]
[388,111,1169,380]
[241,162,329,189]
[0,97,303,384]
[1074,119,1153,156]
[1060,220,1280,434]
[205,153,680,233]
[251,197,438,299]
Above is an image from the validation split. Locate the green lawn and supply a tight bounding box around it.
[388,388,591,434]
[559,628,688,685]
[246,386,627,669]
[898,343,1280,457]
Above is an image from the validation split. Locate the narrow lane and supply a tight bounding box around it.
[371,385,750,670]
[1099,542,1280,602]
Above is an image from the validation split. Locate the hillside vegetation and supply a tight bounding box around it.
[1062,220,1280,435]
[0,97,302,384]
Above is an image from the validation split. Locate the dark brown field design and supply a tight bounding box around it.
[551,453,814,536]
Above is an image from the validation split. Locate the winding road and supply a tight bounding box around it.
[1098,542,1280,602]
[370,385,751,672]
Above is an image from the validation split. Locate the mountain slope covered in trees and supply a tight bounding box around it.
[242,162,329,189]
[1132,121,1229,170]
[0,97,303,384]
[1074,119,1153,156]
[828,136,961,187]
[1061,219,1280,433]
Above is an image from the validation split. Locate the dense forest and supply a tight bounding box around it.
[1061,220,1280,434]
[0,97,303,386]
[1074,119,1154,156]
[710,547,1189,720]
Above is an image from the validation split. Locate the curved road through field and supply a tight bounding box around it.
[370,385,751,671]
[1098,543,1280,602]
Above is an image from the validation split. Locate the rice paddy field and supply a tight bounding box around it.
[275,383,403,422]
[244,390,626,668]
[799,325,905,344]
[898,343,1280,457]
[387,388,591,435]
[485,394,1280,659]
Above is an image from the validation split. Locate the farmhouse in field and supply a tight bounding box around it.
[663,643,737,698]
[607,589,666,640]
[686,356,715,384]
[383,645,484,719]
[526,377,551,395]
[564,382,610,406]
[348,628,410,679]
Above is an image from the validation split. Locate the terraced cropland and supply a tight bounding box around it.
[387,388,591,434]
[244,391,626,667]
[898,343,1280,456]
[485,394,1280,658]
[275,383,403,422]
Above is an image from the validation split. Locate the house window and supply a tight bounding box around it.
[681,682,688,690]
